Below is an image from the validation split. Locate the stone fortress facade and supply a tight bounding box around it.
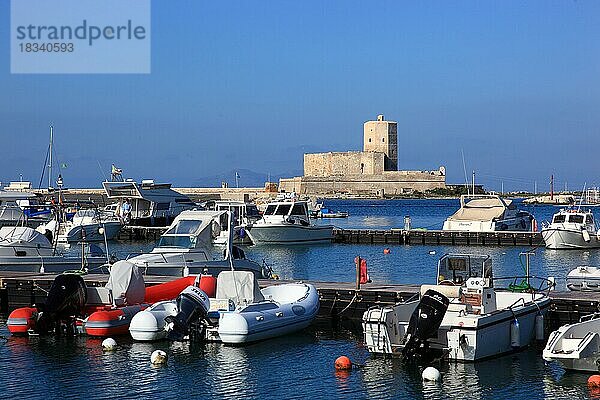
[279,115,446,197]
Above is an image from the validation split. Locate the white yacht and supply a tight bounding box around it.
[0,226,108,273]
[363,254,550,362]
[38,208,123,244]
[541,209,600,249]
[0,191,37,227]
[543,313,600,372]
[443,195,534,232]
[103,179,196,227]
[246,200,333,244]
[205,200,261,245]
[127,210,272,278]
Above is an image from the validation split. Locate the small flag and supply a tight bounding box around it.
[60,162,68,168]
[235,172,240,179]
[111,164,123,174]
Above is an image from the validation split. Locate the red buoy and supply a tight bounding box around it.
[334,356,352,371]
[383,248,391,254]
[588,375,600,387]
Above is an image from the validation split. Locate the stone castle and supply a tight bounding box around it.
[279,115,446,196]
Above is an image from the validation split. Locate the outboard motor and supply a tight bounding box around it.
[35,274,88,335]
[165,286,210,341]
[401,289,449,359]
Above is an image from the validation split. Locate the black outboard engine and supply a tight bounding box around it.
[401,289,449,359]
[35,274,88,335]
[165,286,210,341]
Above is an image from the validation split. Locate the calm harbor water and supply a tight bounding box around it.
[1,198,599,399]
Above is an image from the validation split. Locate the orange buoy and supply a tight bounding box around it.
[383,248,391,254]
[334,356,352,371]
[588,375,600,387]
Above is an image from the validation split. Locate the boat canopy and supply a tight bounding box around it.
[216,270,264,306]
[446,197,511,222]
[157,210,225,249]
[0,227,52,247]
[105,261,146,306]
[437,254,493,286]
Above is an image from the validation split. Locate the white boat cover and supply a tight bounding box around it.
[216,270,264,306]
[105,260,146,305]
[0,226,52,247]
[446,198,510,222]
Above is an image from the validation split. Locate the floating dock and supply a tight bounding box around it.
[0,272,595,333]
[118,226,544,247]
[333,228,544,246]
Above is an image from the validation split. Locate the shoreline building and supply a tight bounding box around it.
[279,115,446,196]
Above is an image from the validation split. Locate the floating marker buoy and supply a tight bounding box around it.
[102,338,117,351]
[429,250,436,255]
[151,350,168,365]
[589,375,600,387]
[383,248,391,254]
[334,356,352,371]
[422,366,441,382]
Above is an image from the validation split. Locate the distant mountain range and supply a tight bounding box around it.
[191,169,302,188]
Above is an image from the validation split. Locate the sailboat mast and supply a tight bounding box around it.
[48,126,53,191]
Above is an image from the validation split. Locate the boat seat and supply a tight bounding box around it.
[420,284,462,299]
[86,287,113,306]
[216,271,265,306]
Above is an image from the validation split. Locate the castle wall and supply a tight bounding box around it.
[279,170,446,196]
[304,152,384,177]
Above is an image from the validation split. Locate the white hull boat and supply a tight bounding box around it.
[63,221,122,243]
[363,254,550,362]
[247,200,333,244]
[127,210,272,279]
[542,209,600,249]
[543,313,600,372]
[443,195,534,232]
[0,226,107,273]
[247,223,333,244]
[566,266,600,291]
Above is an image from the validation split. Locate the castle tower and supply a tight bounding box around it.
[363,114,398,171]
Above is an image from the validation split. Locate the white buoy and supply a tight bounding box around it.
[510,318,521,348]
[428,250,436,255]
[102,338,117,351]
[422,366,441,382]
[151,350,168,365]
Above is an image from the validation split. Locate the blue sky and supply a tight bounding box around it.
[1,1,599,191]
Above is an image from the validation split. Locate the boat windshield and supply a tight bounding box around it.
[246,205,260,217]
[567,214,584,224]
[165,219,202,235]
[157,235,196,248]
[552,214,566,223]
[437,254,493,286]
[275,204,292,215]
[264,205,277,215]
[586,215,595,224]
[291,203,307,216]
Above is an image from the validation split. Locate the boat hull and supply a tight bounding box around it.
[543,315,600,372]
[247,224,333,244]
[131,258,268,279]
[63,222,123,243]
[542,228,600,249]
[0,256,107,273]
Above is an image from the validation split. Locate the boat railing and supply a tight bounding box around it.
[493,275,555,295]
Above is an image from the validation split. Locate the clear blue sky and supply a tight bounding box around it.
[1,1,599,191]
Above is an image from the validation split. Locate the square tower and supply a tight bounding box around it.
[363,114,398,171]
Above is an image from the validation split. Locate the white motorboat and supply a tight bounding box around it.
[216,271,319,344]
[127,210,272,278]
[565,266,600,291]
[247,200,333,244]
[103,179,196,227]
[443,195,534,232]
[541,209,600,249]
[205,200,261,245]
[543,313,600,372]
[0,226,108,273]
[0,191,36,227]
[38,208,122,244]
[363,254,550,362]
